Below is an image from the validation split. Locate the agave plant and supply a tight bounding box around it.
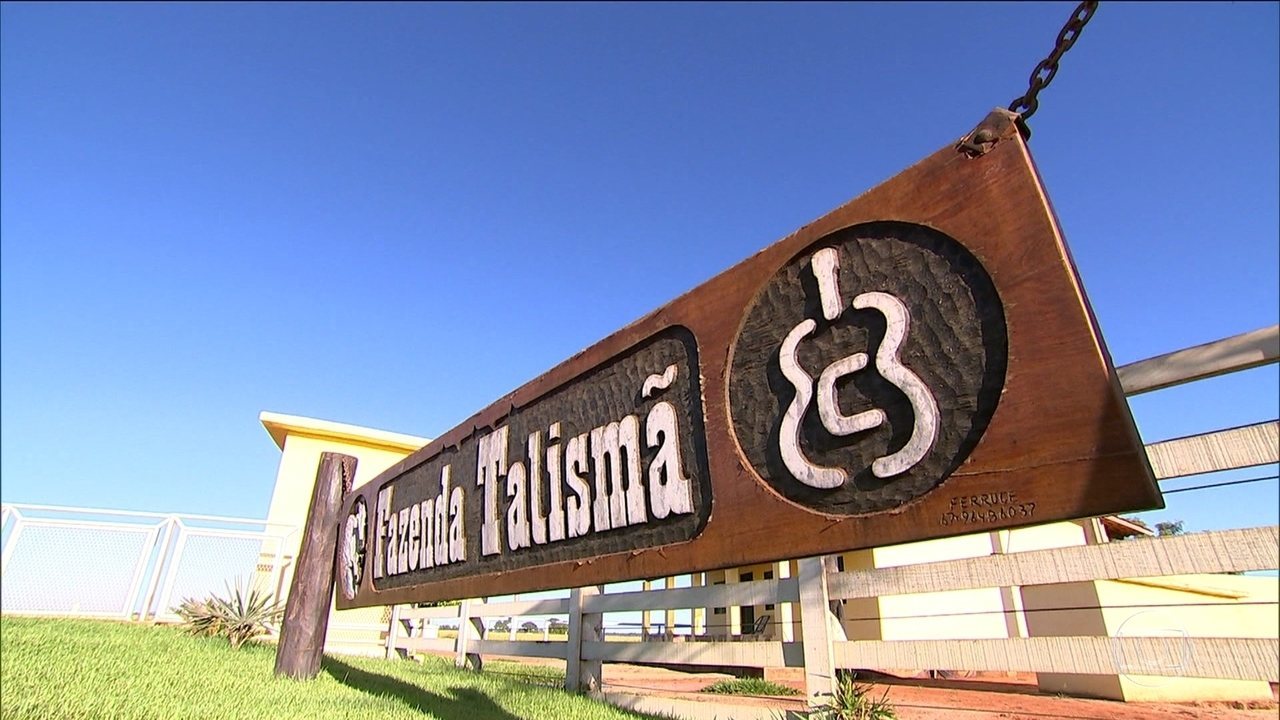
[173,579,285,649]
[174,596,227,638]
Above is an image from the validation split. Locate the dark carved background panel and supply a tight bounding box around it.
[728,221,1008,515]
[372,326,711,590]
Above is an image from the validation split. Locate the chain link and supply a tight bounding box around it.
[1008,1,1099,121]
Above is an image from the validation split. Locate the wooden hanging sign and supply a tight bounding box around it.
[335,110,1162,608]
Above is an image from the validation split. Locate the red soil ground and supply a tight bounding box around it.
[597,663,1280,720]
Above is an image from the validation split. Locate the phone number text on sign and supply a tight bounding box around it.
[939,491,1035,527]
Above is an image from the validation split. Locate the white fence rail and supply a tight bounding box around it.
[825,526,1278,599]
[384,524,1279,681]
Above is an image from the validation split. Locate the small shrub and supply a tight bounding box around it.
[701,677,801,697]
[174,580,284,649]
[808,674,896,720]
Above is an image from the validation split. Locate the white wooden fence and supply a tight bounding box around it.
[382,325,1280,702]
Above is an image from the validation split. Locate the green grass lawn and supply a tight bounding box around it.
[0,616,667,720]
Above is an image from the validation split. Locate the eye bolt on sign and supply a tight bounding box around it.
[336,112,1162,608]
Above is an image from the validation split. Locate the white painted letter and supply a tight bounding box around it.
[420,499,434,569]
[435,467,450,566]
[374,487,391,579]
[645,401,694,519]
[408,503,421,572]
[448,486,466,563]
[397,507,410,575]
[565,433,591,538]
[591,416,645,530]
[476,427,509,557]
[506,460,531,551]
[528,431,548,545]
[546,423,567,543]
[386,504,399,576]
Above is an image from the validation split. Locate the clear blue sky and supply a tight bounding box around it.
[3,3,1276,538]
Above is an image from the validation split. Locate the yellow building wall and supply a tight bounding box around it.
[259,411,428,657]
[264,433,417,547]
[705,521,1095,647]
[1002,520,1089,553]
[877,587,1009,641]
[700,561,797,641]
[1027,574,1277,702]
[835,522,1089,644]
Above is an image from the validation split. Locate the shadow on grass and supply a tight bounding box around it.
[322,657,522,720]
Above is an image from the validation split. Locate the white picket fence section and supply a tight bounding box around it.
[384,524,1278,690]
[381,325,1279,698]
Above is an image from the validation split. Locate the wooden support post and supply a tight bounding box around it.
[797,556,836,707]
[274,452,357,680]
[566,585,603,693]
[454,598,485,671]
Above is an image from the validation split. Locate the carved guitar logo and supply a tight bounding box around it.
[778,247,940,489]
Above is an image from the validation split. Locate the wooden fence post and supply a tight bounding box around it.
[797,556,836,707]
[454,598,485,671]
[566,585,603,693]
[385,604,403,659]
[274,452,357,680]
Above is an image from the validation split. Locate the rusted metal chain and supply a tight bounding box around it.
[1008,1,1099,124]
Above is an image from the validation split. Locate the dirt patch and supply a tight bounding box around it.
[597,663,1279,720]
[421,652,1278,720]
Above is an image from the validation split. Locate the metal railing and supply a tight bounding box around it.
[0,504,296,621]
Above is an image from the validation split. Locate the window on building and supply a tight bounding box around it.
[763,570,775,610]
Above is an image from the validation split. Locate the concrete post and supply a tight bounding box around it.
[797,556,836,707]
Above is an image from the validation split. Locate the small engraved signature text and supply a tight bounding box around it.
[940,491,1035,527]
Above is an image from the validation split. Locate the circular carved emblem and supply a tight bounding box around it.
[339,497,367,600]
[728,221,1008,515]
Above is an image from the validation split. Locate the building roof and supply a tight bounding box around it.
[1100,515,1157,539]
[259,411,429,453]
